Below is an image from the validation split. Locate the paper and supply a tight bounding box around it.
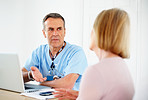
[20,89,56,100]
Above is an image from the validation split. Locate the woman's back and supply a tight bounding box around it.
[77,57,135,100]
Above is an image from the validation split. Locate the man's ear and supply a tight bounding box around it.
[42,29,46,38]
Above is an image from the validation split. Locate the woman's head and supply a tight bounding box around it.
[93,8,130,58]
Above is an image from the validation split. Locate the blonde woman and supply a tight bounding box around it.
[53,8,135,100]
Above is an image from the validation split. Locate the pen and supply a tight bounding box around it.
[39,91,53,96]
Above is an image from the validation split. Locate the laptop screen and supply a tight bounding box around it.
[0,53,25,93]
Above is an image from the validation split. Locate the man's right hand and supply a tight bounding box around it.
[30,66,47,82]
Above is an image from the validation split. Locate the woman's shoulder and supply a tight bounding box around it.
[100,57,127,67]
[84,63,101,75]
[85,57,127,75]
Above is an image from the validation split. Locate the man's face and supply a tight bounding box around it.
[43,18,65,48]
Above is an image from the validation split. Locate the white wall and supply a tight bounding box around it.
[0,0,148,99]
[134,0,148,99]
[0,0,24,64]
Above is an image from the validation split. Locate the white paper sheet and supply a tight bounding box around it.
[20,89,56,100]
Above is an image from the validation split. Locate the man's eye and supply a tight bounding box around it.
[57,28,62,31]
[49,28,54,31]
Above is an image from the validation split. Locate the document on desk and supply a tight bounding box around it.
[20,89,56,100]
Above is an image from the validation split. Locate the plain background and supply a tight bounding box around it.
[0,0,148,100]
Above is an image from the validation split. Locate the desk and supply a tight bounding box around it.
[0,89,57,100]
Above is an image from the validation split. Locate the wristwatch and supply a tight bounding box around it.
[28,71,35,81]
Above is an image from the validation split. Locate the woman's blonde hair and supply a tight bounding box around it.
[93,8,130,58]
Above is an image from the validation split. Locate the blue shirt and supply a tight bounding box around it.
[24,42,88,91]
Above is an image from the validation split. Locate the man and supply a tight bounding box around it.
[22,13,88,91]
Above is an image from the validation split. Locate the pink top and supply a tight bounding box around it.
[77,57,135,100]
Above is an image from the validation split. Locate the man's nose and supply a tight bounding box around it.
[53,30,58,35]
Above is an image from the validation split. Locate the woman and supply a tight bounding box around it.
[53,8,135,100]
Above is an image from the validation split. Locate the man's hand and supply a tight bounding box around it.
[30,66,47,82]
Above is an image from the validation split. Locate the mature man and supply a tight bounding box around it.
[22,13,88,91]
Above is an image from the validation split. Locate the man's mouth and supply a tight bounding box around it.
[52,39,59,41]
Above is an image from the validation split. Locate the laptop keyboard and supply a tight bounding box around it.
[25,85,34,89]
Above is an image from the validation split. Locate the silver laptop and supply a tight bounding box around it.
[0,53,51,93]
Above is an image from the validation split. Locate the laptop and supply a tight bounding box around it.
[0,53,51,93]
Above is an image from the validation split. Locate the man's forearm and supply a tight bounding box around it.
[40,78,70,88]
[40,73,79,89]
